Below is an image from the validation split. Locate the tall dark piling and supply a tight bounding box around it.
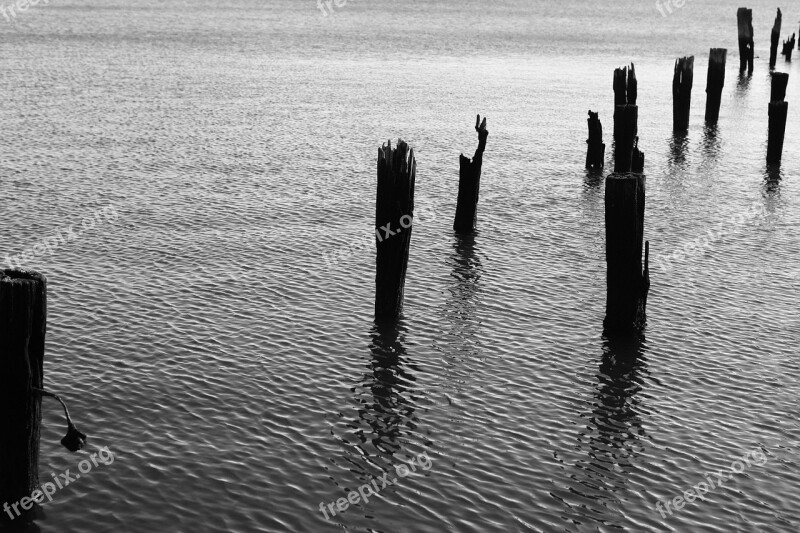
[0,270,46,511]
[375,140,416,320]
[738,8,754,74]
[673,56,694,133]
[604,177,649,333]
[606,65,649,333]
[705,48,727,123]
[454,115,488,232]
[770,9,782,69]
[767,72,789,164]
[586,111,605,170]
[782,34,796,61]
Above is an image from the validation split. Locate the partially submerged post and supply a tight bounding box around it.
[770,9,782,69]
[673,56,694,132]
[782,33,796,61]
[454,115,488,232]
[767,72,789,163]
[737,8,754,74]
[0,270,46,512]
[705,48,727,123]
[606,66,649,333]
[586,111,605,170]
[375,139,416,320]
[605,178,650,333]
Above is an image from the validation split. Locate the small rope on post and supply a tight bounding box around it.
[32,388,87,452]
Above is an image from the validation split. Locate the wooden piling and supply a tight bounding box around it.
[705,48,727,123]
[586,111,605,170]
[604,176,649,333]
[782,33,796,61]
[0,270,46,511]
[770,8,781,69]
[767,72,789,164]
[614,105,639,173]
[613,63,636,140]
[673,56,694,133]
[737,8,754,74]
[375,139,415,320]
[454,115,488,232]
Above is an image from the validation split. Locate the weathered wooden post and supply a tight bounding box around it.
[605,64,649,333]
[586,111,605,170]
[770,9,782,69]
[375,139,416,320]
[767,72,789,164]
[782,33,796,61]
[737,8,754,74]
[0,270,46,512]
[605,177,649,333]
[705,48,727,123]
[613,64,641,173]
[673,56,694,133]
[454,115,488,232]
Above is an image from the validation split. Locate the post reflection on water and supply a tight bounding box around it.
[438,231,485,401]
[329,316,430,512]
[561,334,651,525]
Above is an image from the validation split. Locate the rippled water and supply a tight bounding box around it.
[1,0,800,531]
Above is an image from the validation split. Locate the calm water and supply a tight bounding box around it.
[2,0,800,531]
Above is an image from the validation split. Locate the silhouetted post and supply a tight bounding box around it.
[737,8,754,74]
[375,140,415,320]
[614,105,638,173]
[604,176,649,333]
[782,33,796,61]
[705,48,727,123]
[454,115,488,232]
[673,56,694,132]
[0,270,46,512]
[613,64,641,173]
[586,111,605,170]
[613,63,636,140]
[770,9,782,69]
[767,72,789,163]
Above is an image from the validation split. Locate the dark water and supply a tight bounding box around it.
[1,0,800,531]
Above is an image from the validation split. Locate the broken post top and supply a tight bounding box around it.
[737,8,753,39]
[587,110,602,143]
[673,56,695,87]
[474,114,488,159]
[771,72,789,102]
[613,63,637,106]
[378,138,415,176]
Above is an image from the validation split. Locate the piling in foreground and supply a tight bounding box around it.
[770,9,782,69]
[705,48,727,123]
[737,8,754,74]
[673,56,694,133]
[454,115,488,232]
[375,140,416,320]
[604,176,650,333]
[586,111,605,170]
[767,72,789,164]
[0,270,46,511]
